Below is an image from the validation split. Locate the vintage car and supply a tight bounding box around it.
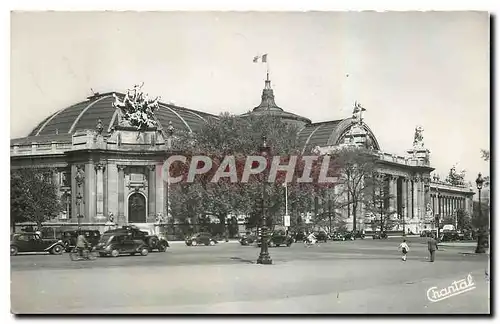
[344,231,366,240]
[314,231,330,243]
[257,230,293,247]
[331,232,346,241]
[372,231,388,239]
[10,233,66,256]
[439,230,462,242]
[112,225,169,252]
[185,232,218,246]
[239,233,258,246]
[94,232,150,257]
[60,230,101,252]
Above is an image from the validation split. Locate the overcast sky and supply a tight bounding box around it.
[10,11,489,182]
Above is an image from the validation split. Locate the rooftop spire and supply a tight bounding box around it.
[253,73,283,112]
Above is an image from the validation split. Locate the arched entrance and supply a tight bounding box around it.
[128,192,147,223]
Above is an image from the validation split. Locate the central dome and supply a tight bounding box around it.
[240,73,311,129]
[24,92,216,141]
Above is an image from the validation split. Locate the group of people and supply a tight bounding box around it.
[398,233,439,262]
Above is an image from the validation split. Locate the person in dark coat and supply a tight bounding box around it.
[427,234,439,262]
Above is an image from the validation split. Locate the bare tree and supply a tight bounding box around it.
[333,147,378,232]
[363,173,398,232]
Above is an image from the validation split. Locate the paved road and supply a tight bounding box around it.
[11,238,490,314]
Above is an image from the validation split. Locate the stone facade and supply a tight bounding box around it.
[11,81,475,233]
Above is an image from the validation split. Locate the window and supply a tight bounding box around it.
[61,172,70,187]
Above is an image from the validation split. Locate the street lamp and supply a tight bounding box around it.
[257,135,272,265]
[475,173,485,254]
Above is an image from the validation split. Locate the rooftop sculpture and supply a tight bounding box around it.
[413,126,425,149]
[112,83,160,131]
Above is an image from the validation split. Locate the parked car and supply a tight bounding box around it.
[314,231,329,243]
[420,230,438,238]
[257,230,293,247]
[239,233,257,246]
[372,231,388,239]
[10,233,66,256]
[440,231,461,242]
[292,232,306,243]
[331,232,346,241]
[185,232,218,246]
[344,231,365,240]
[61,230,101,252]
[94,232,149,257]
[113,225,169,252]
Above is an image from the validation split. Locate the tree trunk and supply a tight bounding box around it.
[352,203,357,232]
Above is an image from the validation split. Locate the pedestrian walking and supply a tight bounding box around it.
[427,234,439,262]
[398,239,409,261]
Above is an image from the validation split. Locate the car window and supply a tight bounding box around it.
[16,235,30,241]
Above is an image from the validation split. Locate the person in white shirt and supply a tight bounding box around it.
[305,232,317,247]
[398,239,410,261]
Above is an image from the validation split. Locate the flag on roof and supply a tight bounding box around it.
[253,54,268,63]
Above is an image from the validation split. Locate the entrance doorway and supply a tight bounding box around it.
[128,193,147,223]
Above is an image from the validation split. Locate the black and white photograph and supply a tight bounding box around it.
[9,10,490,314]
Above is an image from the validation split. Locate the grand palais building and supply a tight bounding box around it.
[10,76,475,234]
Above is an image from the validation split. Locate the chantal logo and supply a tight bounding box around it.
[426,274,476,302]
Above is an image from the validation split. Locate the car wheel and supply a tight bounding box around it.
[51,245,63,255]
[160,244,168,252]
[140,248,149,256]
[192,240,198,246]
[209,240,215,246]
[10,246,18,256]
[111,249,120,257]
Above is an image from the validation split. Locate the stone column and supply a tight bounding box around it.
[420,178,426,225]
[389,175,397,213]
[148,165,156,221]
[71,164,77,220]
[95,163,105,220]
[117,165,126,225]
[84,160,96,223]
[52,169,59,188]
[103,164,108,217]
[412,178,417,219]
[155,164,165,220]
[107,164,118,219]
[415,176,421,221]
[401,177,407,220]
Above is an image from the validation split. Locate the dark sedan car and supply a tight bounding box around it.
[110,226,169,252]
[11,233,66,256]
[331,232,346,241]
[257,230,293,247]
[185,232,218,246]
[314,231,329,243]
[94,232,149,257]
[440,231,462,242]
[344,231,365,240]
[372,231,388,239]
[239,234,257,246]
